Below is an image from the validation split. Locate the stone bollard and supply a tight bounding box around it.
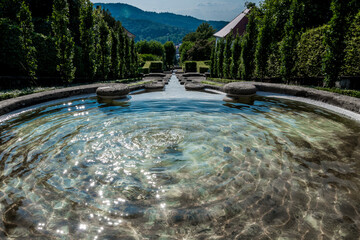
[96,84,130,99]
[185,83,205,91]
[223,82,257,101]
[145,82,165,90]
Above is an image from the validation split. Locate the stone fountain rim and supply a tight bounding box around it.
[0,81,359,120]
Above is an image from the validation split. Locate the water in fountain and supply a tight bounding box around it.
[0,75,359,239]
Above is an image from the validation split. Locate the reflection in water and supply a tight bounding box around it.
[0,75,360,239]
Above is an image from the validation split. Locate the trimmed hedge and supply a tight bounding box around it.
[183,61,210,73]
[296,25,328,78]
[343,11,360,76]
[197,61,210,73]
[184,61,197,73]
[141,61,163,74]
[150,61,163,73]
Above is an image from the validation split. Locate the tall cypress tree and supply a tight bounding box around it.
[240,10,258,80]
[130,38,137,77]
[18,1,37,81]
[124,36,131,78]
[280,0,304,83]
[231,34,241,79]
[79,0,96,81]
[217,39,225,79]
[98,16,111,79]
[223,34,232,79]
[323,0,350,87]
[117,24,125,79]
[52,0,76,83]
[210,43,216,78]
[110,28,119,79]
[255,11,273,79]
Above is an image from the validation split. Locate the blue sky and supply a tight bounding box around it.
[90,0,261,21]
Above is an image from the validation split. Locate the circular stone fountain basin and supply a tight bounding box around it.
[0,76,359,239]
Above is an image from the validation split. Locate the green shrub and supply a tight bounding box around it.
[33,33,58,77]
[141,61,163,74]
[149,61,163,73]
[0,18,23,76]
[204,60,211,65]
[197,61,210,73]
[267,42,281,78]
[296,25,328,78]
[315,87,360,98]
[343,10,360,76]
[199,66,209,73]
[184,61,197,72]
[141,67,150,74]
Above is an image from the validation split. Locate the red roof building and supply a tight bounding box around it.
[124,28,136,39]
[214,8,251,39]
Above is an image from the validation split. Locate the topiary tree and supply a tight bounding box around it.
[18,1,37,81]
[79,0,96,81]
[52,0,76,84]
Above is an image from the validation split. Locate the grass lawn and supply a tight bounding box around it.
[201,80,223,87]
[207,78,242,84]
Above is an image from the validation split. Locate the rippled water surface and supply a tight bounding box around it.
[0,76,360,239]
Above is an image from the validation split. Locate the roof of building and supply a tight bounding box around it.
[124,28,135,39]
[214,8,251,38]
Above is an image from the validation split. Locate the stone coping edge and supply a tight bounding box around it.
[0,82,359,116]
[248,82,360,114]
[204,82,359,114]
[0,83,144,116]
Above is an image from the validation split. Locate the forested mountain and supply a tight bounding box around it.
[94,3,228,44]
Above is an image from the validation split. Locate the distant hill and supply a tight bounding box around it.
[94,3,228,44]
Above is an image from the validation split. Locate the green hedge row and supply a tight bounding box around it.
[343,11,360,76]
[141,61,163,74]
[197,61,210,73]
[183,61,210,73]
[296,25,328,78]
[264,21,359,79]
[184,61,197,73]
